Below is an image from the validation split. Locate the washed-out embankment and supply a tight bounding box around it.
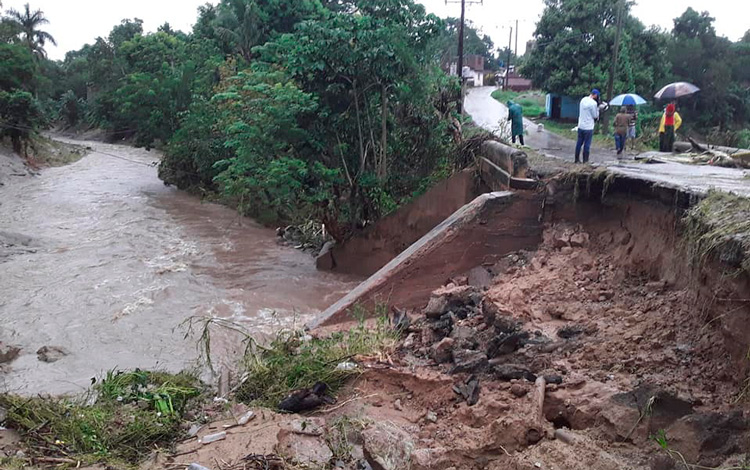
[301,140,750,468]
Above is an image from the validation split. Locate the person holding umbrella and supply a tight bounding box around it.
[610,93,647,155]
[614,106,631,156]
[659,102,682,152]
[653,82,700,152]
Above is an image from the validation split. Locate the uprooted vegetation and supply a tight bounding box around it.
[0,370,205,467]
[234,315,399,407]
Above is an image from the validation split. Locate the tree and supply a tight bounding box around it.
[668,8,734,129]
[0,42,34,91]
[4,3,56,59]
[0,90,42,153]
[522,0,669,98]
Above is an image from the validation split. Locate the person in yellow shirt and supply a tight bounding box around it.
[659,102,682,152]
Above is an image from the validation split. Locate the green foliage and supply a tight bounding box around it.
[57,89,85,127]
[0,369,203,464]
[0,90,42,152]
[0,43,34,91]
[235,315,397,406]
[523,0,670,98]
[491,89,546,118]
[3,3,57,59]
[159,0,459,241]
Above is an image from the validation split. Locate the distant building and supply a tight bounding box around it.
[505,71,533,92]
[449,54,485,87]
[546,93,581,120]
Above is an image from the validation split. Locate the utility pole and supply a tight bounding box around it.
[457,0,466,82]
[514,19,519,59]
[602,0,625,134]
[446,0,483,114]
[505,26,512,90]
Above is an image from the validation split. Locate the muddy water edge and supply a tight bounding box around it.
[0,139,359,395]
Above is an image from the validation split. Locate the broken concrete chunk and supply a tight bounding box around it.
[363,422,415,470]
[450,349,488,374]
[276,422,333,467]
[430,337,455,364]
[424,295,449,319]
[493,363,536,382]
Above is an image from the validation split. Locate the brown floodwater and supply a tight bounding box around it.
[0,139,359,395]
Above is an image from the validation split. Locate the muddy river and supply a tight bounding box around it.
[0,140,358,395]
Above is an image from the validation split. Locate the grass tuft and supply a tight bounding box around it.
[235,317,398,407]
[682,190,750,274]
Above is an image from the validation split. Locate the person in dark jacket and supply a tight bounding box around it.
[613,106,630,156]
[507,101,525,145]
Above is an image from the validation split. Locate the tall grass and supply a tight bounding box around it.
[235,316,398,406]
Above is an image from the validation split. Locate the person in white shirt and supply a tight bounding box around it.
[575,89,601,163]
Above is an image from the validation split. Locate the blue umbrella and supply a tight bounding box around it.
[610,93,647,106]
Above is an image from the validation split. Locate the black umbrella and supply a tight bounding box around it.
[654,82,700,100]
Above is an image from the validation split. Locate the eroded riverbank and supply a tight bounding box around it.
[0,140,359,395]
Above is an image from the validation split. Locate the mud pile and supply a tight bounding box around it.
[158,218,750,470]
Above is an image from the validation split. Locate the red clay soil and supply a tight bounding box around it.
[144,202,750,470]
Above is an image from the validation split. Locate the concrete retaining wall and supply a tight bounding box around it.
[309,191,544,328]
[318,169,482,276]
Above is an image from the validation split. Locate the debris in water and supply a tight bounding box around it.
[36,345,69,363]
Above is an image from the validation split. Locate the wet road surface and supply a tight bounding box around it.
[465,86,750,195]
[0,140,359,395]
[465,86,619,163]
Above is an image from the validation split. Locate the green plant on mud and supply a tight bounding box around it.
[651,429,750,470]
[235,315,398,407]
[0,370,204,466]
[326,415,370,464]
[682,190,750,274]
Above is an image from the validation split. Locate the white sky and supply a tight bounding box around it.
[2,0,746,61]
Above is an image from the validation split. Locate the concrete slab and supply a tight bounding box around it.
[308,191,543,328]
[607,160,750,198]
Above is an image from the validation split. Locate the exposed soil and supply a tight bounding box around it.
[136,190,750,470]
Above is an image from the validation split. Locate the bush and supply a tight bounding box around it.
[57,90,86,127]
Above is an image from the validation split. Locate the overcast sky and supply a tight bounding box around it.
[2,0,746,61]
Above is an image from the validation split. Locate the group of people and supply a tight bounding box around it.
[506,89,685,164]
[574,89,683,163]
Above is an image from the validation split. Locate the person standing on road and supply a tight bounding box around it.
[575,89,601,163]
[614,106,630,156]
[507,100,525,146]
[659,102,682,152]
[626,104,638,150]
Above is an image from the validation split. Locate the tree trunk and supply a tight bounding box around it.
[378,84,388,180]
[353,80,366,174]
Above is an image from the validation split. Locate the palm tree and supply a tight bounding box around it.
[5,3,56,59]
[213,0,263,62]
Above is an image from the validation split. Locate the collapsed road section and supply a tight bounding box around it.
[297,162,750,469]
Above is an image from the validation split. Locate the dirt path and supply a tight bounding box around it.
[0,139,359,395]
